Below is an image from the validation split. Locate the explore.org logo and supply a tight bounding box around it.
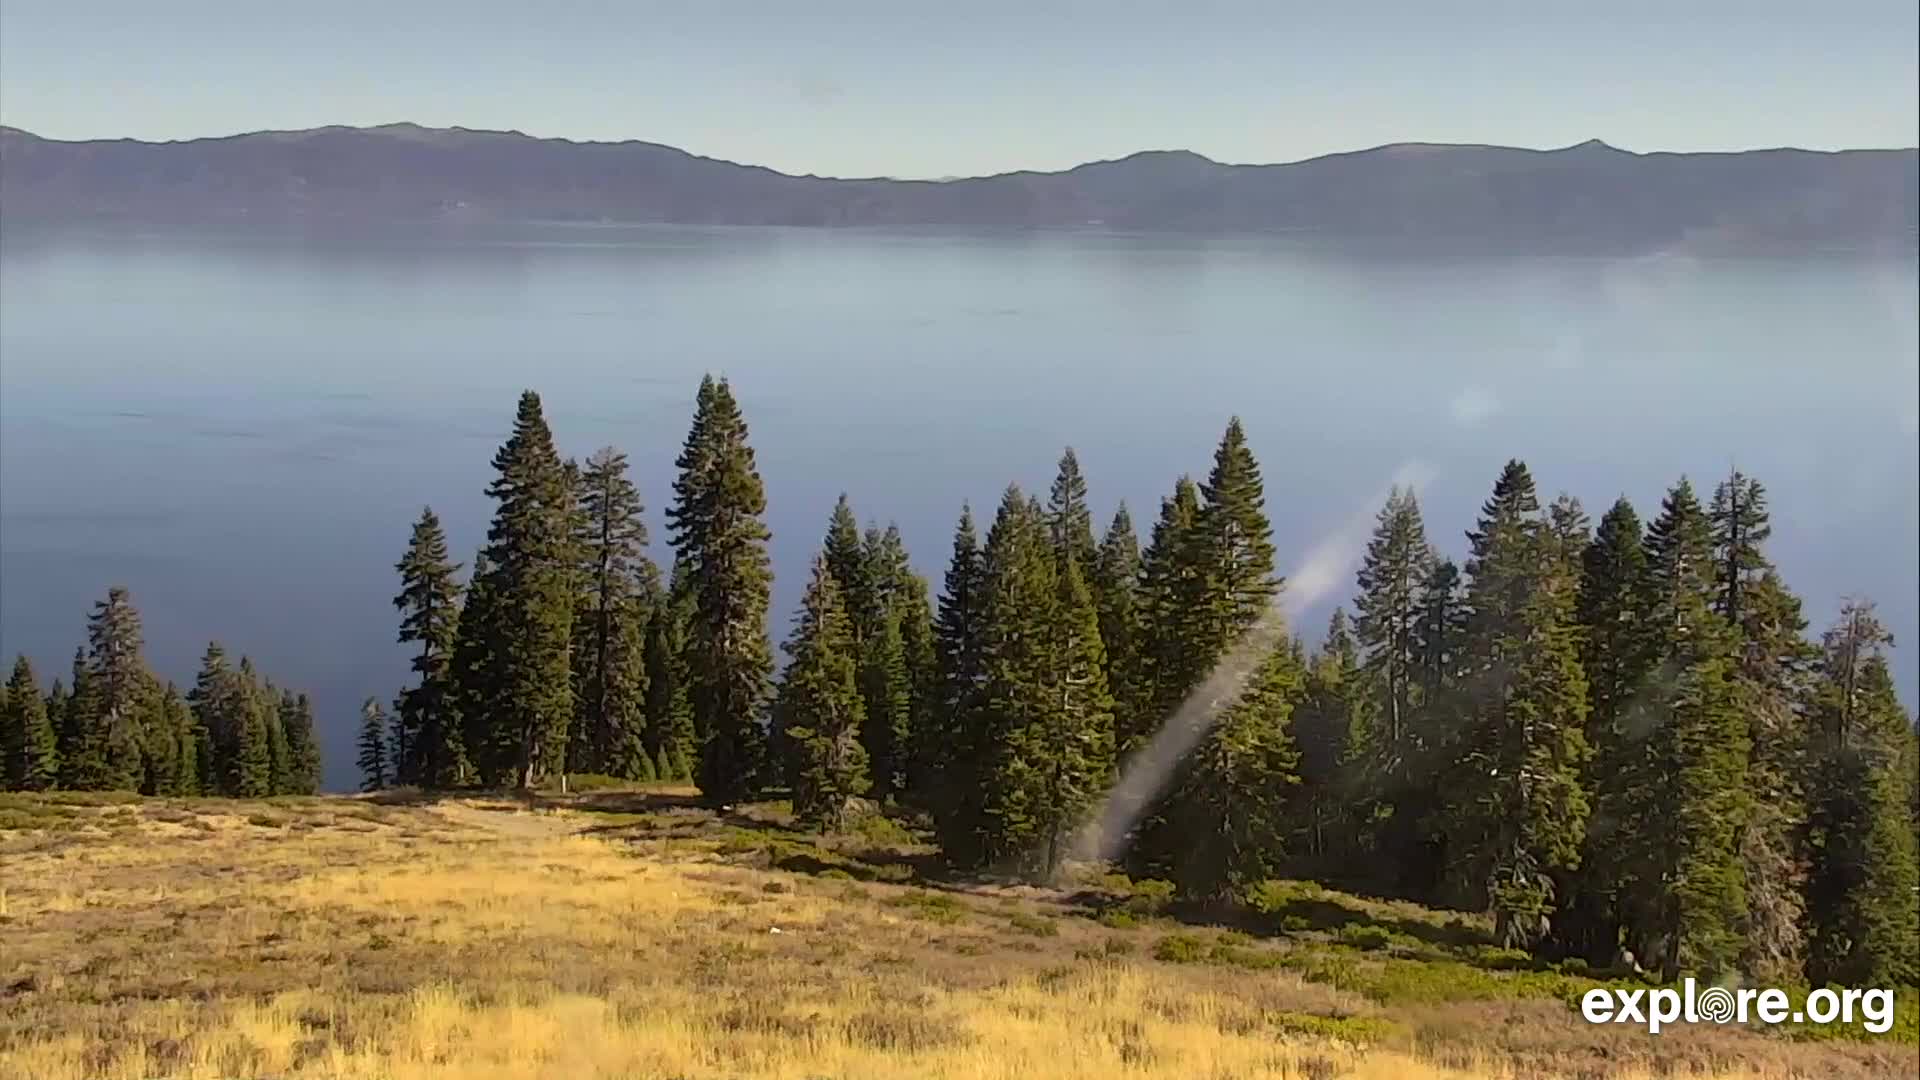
[1581,979,1896,1035]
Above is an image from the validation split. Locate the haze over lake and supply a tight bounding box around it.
[1,223,1914,790]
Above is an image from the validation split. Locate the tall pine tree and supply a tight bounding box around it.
[778,555,871,829]
[1709,469,1815,982]
[1442,463,1591,947]
[927,505,991,863]
[473,391,577,789]
[1557,496,1655,963]
[667,376,773,802]
[1131,477,1208,748]
[1127,639,1305,898]
[280,691,322,795]
[75,587,151,790]
[571,447,654,779]
[394,506,466,787]
[1622,478,1748,980]
[1805,600,1919,986]
[2,656,58,790]
[1092,503,1143,757]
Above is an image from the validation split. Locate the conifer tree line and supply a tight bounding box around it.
[1,588,320,797]
[370,377,1916,987]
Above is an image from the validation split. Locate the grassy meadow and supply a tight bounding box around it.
[1,787,1912,1080]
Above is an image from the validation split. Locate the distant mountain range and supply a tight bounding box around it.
[2,123,1915,254]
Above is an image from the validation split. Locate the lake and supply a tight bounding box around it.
[1,223,1914,790]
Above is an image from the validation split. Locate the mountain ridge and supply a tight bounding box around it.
[3,123,1914,253]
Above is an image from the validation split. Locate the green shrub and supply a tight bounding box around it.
[1111,878,1176,915]
[1154,933,1209,964]
[1006,911,1059,938]
[849,813,914,847]
[1245,879,1327,915]
[1097,909,1141,930]
[891,889,966,925]
[1267,1012,1401,1045]
[1339,925,1392,952]
[1471,945,1534,971]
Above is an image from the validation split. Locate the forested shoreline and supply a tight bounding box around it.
[0,591,320,798]
[5,374,1916,991]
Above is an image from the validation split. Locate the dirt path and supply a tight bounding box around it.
[426,799,578,840]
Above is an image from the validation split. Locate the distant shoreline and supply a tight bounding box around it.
[4,125,1913,256]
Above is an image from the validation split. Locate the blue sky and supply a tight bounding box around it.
[2,1,1914,178]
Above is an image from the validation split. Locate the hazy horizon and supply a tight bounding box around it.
[3,1,1914,180]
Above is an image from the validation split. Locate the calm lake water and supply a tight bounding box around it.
[2,223,1914,790]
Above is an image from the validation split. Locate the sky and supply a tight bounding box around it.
[2,1,1915,179]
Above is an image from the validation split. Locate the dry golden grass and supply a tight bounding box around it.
[0,791,1907,1080]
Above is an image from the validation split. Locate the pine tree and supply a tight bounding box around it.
[387,694,409,786]
[136,685,180,796]
[1805,601,1918,987]
[1443,463,1591,947]
[472,391,578,789]
[822,495,868,620]
[452,549,509,785]
[972,487,1058,868]
[1031,548,1116,875]
[393,506,466,787]
[1047,448,1098,585]
[1092,504,1143,757]
[927,505,991,862]
[1352,486,1434,782]
[1709,470,1772,632]
[1708,469,1814,982]
[858,606,912,801]
[1413,558,1467,718]
[230,658,273,797]
[3,656,58,790]
[1125,441,1284,893]
[1194,418,1280,652]
[972,485,1114,876]
[1292,610,1370,867]
[853,522,921,802]
[1127,640,1304,898]
[160,685,199,797]
[1132,477,1208,744]
[357,697,391,791]
[896,567,940,804]
[1621,478,1748,980]
[185,644,232,795]
[666,376,773,802]
[571,447,654,780]
[779,555,871,829]
[56,649,89,789]
[1557,496,1655,963]
[1486,543,1590,948]
[263,680,291,794]
[642,561,696,781]
[73,588,151,790]
[1436,462,1542,905]
[281,692,322,795]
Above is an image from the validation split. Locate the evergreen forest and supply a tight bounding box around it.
[5,376,1914,989]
